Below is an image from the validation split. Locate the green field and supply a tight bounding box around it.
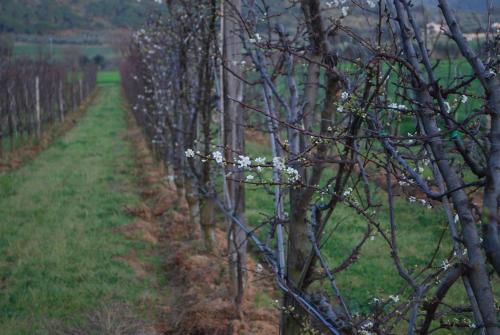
[97,71,122,85]
[243,138,495,332]
[0,83,157,334]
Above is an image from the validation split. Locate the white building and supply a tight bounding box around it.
[426,22,442,36]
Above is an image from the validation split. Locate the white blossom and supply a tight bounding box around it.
[341,6,349,17]
[388,103,407,110]
[337,105,344,113]
[460,95,468,103]
[246,174,255,181]
[255,157,266,164]
[273,157,286,171]
[360,320,374,335]
[343,187,353,197]
[237,155,252,169]
[256,263,263,273]
[408,196,416,203]
[444,101,451,113]
[326,1,338,8]
[389,295,400,303]
[366,0,376,8]
[285,167,300,182]
[341,91,349,100]
[185,148,195,158]
[212,151,224,164]
[441,259,451,270]
[254,157,266,172]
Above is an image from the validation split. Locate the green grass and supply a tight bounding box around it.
[0,85,154,334]
[267,59,484,136]
[243,141,495,331]
[97,71,121,85]
[227,57,490,330]
[321,195,455,312]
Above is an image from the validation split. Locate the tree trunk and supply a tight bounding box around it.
[222,0,247,314]
[282,202,310,334]
[392,1,499,333]
[35,76,41,140]
[200,196,216,252]
[7,87,16,151]
[79,79,83,105]
[184,177,201,239]
[59,80,65,122]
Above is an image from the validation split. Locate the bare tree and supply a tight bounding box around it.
[122,0,499,334]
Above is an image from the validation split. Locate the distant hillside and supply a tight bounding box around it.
[0,0,165,34]
[0,0,498,35]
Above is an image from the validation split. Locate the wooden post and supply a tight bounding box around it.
[0,100,3,157]
[79,79,83,105]
[24,84,32,139]
[58,80,64,122]
[8,86,17,151]
[35,76,41,140]
[72,82,76,112]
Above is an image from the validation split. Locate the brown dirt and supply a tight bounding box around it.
[245,129,268,146]
[113,249,149,279]
[123,203,154,222]
[153,193,176,216]
[114,219,160,245]
[160,209,279,335]
[120,108,279,335]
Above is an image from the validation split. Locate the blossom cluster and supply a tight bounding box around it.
[388,102,408,110]
[184,148,300,183]
[325,0,375,18]
[407,196,432,209]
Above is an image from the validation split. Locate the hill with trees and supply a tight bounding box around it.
[1,0,497,35]
[0,0,165,34]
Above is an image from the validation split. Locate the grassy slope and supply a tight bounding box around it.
[0,82,153,334]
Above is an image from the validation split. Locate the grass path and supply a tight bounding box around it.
[0,84,155,334]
